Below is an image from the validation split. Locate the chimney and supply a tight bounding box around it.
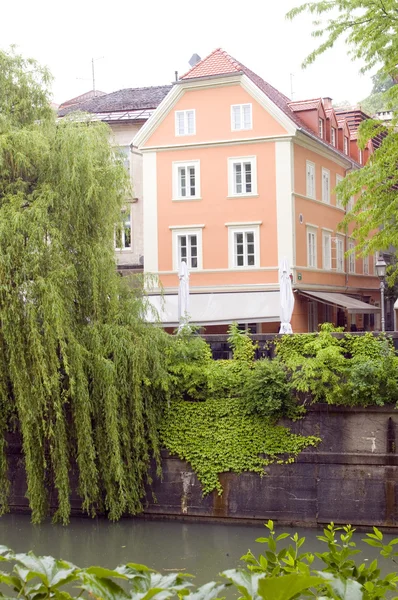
[189,53,201,68]
[323,97,333,110]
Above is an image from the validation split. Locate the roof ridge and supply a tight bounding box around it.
[180,48,242,79]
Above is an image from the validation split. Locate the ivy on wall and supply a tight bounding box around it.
[160,397,320,495]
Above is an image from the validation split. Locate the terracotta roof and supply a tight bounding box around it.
[59,90,107,110]
[288,99,321,112]
[179,48,357,166]
[58,85,172,117]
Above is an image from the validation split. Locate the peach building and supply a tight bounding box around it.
[134,49,381,333]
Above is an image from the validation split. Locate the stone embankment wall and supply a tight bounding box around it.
[6,405,398,528]
[144,405,398,528]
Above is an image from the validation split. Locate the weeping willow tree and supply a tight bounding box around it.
[0,47,170,524]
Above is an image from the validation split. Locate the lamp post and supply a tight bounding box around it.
[375,255,387,332]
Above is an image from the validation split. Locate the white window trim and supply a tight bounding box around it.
[175,109,196,137]
[363,255,369,275]
[115,204,132,251]
[335,174,344,208]
[336,235,345,272]
[171,226,203,271]
[344,136,349,155]
[227,224,260,269]
[231,103,253,131]
[306,160,315,199]
[306,226,317,268]
[228,156,257,197]
[348,240,356,273]
[331,127,336,147]
[322,230,332,270]
[319,118,324,139]
[172,160,201,200]
[322,168,331,204]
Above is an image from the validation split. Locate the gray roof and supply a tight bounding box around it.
[58,85,172,117]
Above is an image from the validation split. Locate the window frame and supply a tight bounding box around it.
[363,255,369,275]
[175,109,196,136]
[344,136,349,155]
[322,230,332,270]
[306,226,317,268]
[308,301,318,332]
[348,240,356,274]
[231,103,252,131]
[172,160,201,201]
[336,235,345,272]
[306,160,316,199]
[359,149,363,164]
[227,224,260,269]
[115,204,133,251]
[331,127,336,147]
[228,156,257,197]
[322,168,331,204]
[171,226,203,271]
[318,118,324,139]
[335,174,344,209]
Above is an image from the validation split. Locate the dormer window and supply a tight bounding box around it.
[359,149,363,164]
[344,136,349,155]
[318,118,324,139]
[331,127,336,147]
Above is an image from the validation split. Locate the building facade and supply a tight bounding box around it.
[134,49,382,333]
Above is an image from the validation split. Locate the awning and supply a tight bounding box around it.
[299,290,380,314]
[147,291,280,327]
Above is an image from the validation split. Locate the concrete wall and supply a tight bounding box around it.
[143,405,398,528]
[5,405,398,528]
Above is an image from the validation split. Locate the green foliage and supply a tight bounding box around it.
[228,322,257,363]
[2,524,398,599]
[166,328,213,400]
[242,359,298,419]
[160,397,320,495]
[241,520,398,599]
[275,326,398,407]
[0,48,171,524]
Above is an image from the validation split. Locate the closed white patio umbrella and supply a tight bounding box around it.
[279,257,294,334]
[178,260,190,329]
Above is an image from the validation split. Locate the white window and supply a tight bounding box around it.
[344,136,349,155]
[336,236,345,272]
[172,160,200,200]
[231,104,252,131]
[228,157,257,196]
[115,206,132,250]
[175,110,195,136]
[307,227,317,268]
[308,301,318,332]
[347,196,354,211]
[363,255,369,275]
[335,174,344,208]
[227,224,260,269]
[348,240,355,273]
[359,149,363,164]
[322,231,332,270]
[322,168,330,203]
[171,226,203,270]
[306,161,315,199]
[331,127,336,147]
[318,118,324,139]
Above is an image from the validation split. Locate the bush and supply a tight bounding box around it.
[242,358,295,418]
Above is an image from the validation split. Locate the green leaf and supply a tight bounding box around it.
[317,572,363,600]
[257,573,324,600]
[78,573,129,600]
[188,581,226,600]
[85,566,128,580]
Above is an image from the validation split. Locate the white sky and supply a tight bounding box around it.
[1,0,374,106]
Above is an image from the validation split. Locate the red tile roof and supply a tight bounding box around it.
[179,48,358,166]
[288,99,322,112]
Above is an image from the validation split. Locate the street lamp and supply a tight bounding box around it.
[375,255,387,332]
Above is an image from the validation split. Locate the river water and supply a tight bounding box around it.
[0,515,396,586]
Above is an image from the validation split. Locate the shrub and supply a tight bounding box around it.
[241,358,295,418]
